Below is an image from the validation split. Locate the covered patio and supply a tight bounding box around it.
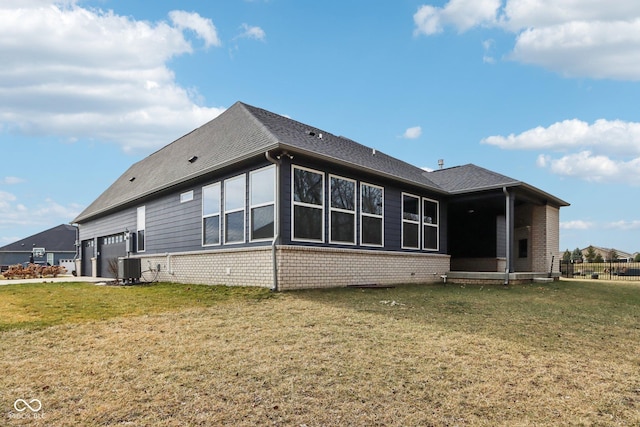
[441,180,569,285]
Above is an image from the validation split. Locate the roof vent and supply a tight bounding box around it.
[188,155,198,163]
[307,130,316,137]
[129,177,136,182]
[438,159,444,169]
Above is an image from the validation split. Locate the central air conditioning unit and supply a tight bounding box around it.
[118,257,141,284]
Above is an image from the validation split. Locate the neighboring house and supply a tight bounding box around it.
[0,224,77,270]
[73,102,569,289]
[580,246,635,262]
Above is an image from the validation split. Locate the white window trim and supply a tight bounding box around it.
[422,197,439,251]
[401,193,420,250]
[249,165,276,243]
[202,182,221,247]
[180,190,194,203]
[291,165,325,243]
[360,182,384,247]
[329,174,356,245]
[224,174,246,245]
[136,206,146,253]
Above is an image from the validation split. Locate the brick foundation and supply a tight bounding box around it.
[133,246,451,290]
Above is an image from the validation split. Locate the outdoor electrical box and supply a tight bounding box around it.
[118,258,141,283]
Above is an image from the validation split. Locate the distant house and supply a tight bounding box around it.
[0,224,77,270]
[73,102,569,289]
[581,246,635,262]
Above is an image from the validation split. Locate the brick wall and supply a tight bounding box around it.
[137,247,274,288]
[133,246,451,290]
[275,246,450,290]
[531,205,560,273]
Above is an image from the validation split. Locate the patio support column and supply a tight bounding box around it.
[503,187,515,274]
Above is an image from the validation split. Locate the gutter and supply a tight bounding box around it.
[265,150,281,291]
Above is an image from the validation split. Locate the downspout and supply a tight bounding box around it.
[503,187,510,285]
[265,151,281,291]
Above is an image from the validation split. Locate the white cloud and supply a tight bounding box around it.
[168,10,221,48]
[1,176,25,185]
[0,2,226,153]
[402,126,423,139]
[483,119,640,156]
[0,190,80,231]
[560,220,595,230]
[413,0,501,36]
[237,23,266,41]
[414,0,640,80]
[483,119,640,184]
[606,220,640,231]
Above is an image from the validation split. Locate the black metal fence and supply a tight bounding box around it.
[560,260,640,281]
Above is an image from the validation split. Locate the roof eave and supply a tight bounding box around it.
[447,181,570,207]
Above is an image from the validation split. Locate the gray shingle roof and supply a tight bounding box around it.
[0,224,77,252]
[428,164,520,193]
[74,101,568,223]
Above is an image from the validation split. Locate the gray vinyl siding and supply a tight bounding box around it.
[78,209,136,244]
[145,188,202,253]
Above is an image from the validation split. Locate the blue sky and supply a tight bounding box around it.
[1,0,639,255]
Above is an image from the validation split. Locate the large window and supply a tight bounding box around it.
[329,175,356,244]
[202,182,221,246]
[224,174,246,244]
[292,166,324,242]
[361,183,384,246]
[250,166,275,241]
[422,198,439,251]
[136,206,146,252]
[402,193,420,249]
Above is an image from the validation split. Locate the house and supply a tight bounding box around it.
[0,224,77,272]
[73,102,569,289]
[580,246,635,262]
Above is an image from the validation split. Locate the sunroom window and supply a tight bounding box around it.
[402,193,420,249]
[202,182,221,246]
[422,198,439,251]
[292,166,324,242]
[250,166,275,241]
[361,183,384,246]
[224,174,246,244]
[329,175,356,244]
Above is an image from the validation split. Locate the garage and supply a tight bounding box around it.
[98,233,126,278]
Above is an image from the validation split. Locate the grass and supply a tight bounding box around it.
[0,280,639,426]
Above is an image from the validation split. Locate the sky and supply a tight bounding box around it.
[1,0,639,255]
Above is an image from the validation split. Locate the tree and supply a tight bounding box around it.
[571,247,583,263]
[585,246,597,263]
[594,253,604,263]
[608,250,619,262]
[635,253,640,262]
[562,249,572,262]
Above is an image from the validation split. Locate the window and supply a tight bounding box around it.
[250,166,275,241]
[422,198,439,251]
[519,239,528,258]
[329,175,356,244]
[224,174,246,244]
[402,194,420,249]
[202,182,221,246]
[137,206,146,252]
[180,190,194,203]
[361,183,384,246]
[292,166,324,242]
